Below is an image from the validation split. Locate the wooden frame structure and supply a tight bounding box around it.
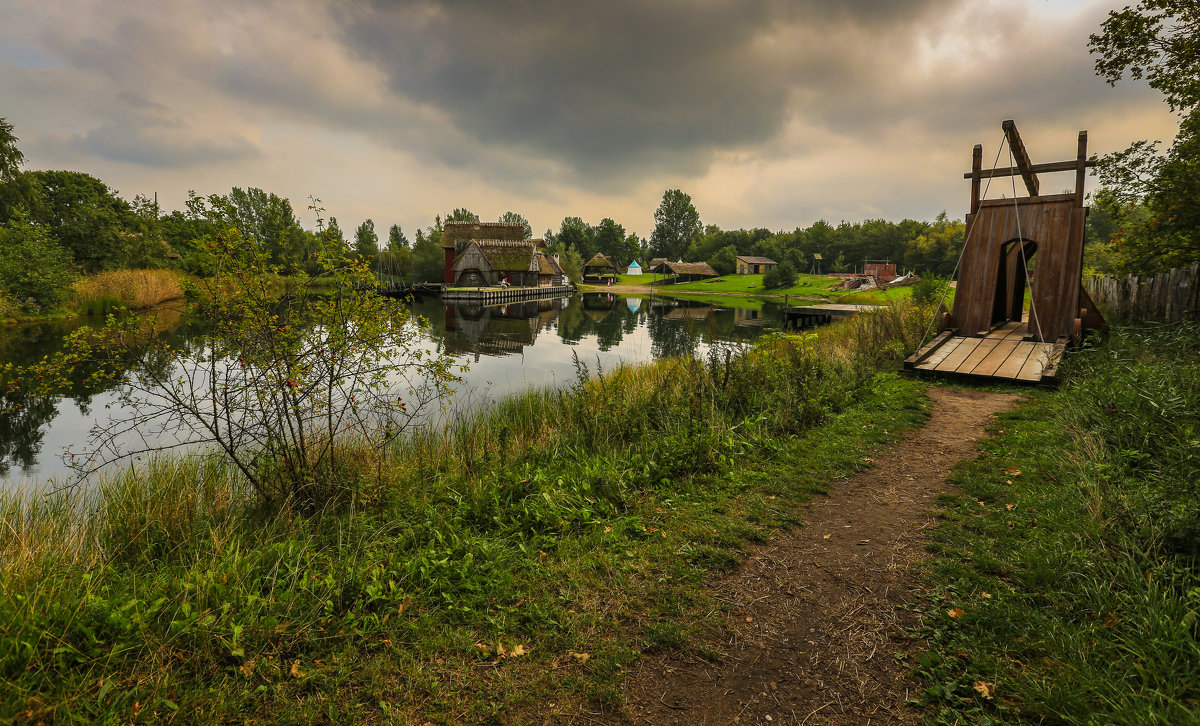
[906,120,1106,384]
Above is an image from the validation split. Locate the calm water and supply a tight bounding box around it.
[0,292,790,489]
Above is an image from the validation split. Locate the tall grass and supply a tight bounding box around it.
[1,301,936,724]
[920,320,1200,724]
[72,269,185,315]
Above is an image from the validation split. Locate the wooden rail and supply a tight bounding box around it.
[1084,264,1199,323]
[440,285,574,305]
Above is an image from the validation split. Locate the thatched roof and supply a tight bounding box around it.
[736,256,777,265]
[583,253,619,270]
[652,261,719,277]
[469,241,538,272]
[443,221,528,249]
[536,252,564,275]
[649,257,668,268]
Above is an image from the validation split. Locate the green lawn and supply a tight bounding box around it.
[657,273,841,298]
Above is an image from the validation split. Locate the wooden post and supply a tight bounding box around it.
[970,144,982,214]
[1002,120,1040,196]
[1075,130,1088,206]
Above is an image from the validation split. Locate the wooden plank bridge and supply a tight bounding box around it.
[905,320,1066,384]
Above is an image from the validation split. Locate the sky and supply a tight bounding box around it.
[0,0,1182,240]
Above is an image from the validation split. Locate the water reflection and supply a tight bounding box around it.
[1,292,788,485]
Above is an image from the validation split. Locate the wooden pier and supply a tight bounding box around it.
[905,321,1066,385]
[440,285,573,304]
[783,303,882,328]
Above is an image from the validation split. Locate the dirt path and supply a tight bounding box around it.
[613,387,1020,725]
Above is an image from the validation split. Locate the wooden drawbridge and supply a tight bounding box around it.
[906,120,1106,385]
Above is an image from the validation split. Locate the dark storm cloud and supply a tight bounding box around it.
[340,0,957,178]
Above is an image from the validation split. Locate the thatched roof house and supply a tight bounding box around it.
[583,253,620,281]
[649,260,719,283]
[735,256,777,275]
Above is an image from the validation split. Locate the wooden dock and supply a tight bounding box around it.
[440,285,573,304]
[904,321,1066,385]
[783,303,882,328]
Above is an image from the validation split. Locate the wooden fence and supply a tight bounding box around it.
[1085,263,1199,323]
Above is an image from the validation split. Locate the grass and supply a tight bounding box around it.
[917,320,1200,724]
[72,269,186,315]
[662,273,841,298]
[1,301,937,724]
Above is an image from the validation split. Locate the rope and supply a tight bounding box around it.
[916,133,1008,349]
[1008,147,1045,342]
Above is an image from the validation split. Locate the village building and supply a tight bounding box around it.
[582,253,620,282]
[735,256,777,275]
[450,240,565,288]
[864,261,898,283]
[441,221,532,284]
[649,260,719,284]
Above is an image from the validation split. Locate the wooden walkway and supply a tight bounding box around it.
[904,321,1066,385]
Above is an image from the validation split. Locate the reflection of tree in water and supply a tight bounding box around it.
[0,309,198,477]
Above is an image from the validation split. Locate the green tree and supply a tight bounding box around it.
[446,208,479,223]
[326,216,346,246]
[388,223,409,249]
[557,217,595,261]
[709,245,738,276]
[412,228,445,282]
[354,218,379,259]
[650,189,702,260]
[124,194,171,269]
[498,211,533,238]
[25,170,132,272]
[0,216,76,310]
[762,260,797,290]
[0,117,32,224]
[1090,0,1200,272]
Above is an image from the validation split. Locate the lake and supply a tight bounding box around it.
[0,291,791,489]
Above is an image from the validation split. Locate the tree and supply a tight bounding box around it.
[650,189,702,260]
[762,260,797,290]
[25,170,132,272]
[0,216,76,310]
[557,217,595,261]
[354,218,379,259]
[412,228,445,282]
[125,194,171,269]
[446,208,479,223]
[326,216,346,246]
[1089,0,1200,273]
[709,245,738,276]
[498,211,533,238]
[0,117,32,224]
[388,224,409,250]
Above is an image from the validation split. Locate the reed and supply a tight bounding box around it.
[71,269,185,314]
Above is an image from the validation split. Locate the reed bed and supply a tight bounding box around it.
[72,269,186,315]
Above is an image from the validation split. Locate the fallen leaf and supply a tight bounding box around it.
[973,681,994,700]
[604,526,612,533]
[977,500,986,507]
[1104,612,1119,628]
[1006,503,1015,510]
[981,591,992,599]
[569,651,591,663]
[1005,466,1022,476]
[382,638,393,647]
[745,616,754,622]
[290,660,305,678]
[239,659,257,678]
[1005,479,1013,485]
[947,607,965,620]
[823,534,831,539]
[509,644,531,657]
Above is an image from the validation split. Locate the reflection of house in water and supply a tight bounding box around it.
[645,296,714,321]
[580,292,620,322]
[733,307,770,327]
[443,298,564,358]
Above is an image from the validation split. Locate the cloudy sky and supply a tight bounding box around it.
[0,0,1181,239]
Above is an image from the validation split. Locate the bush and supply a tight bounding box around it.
[762,260,797,289]
[0,218,75,310]
[911,274,949,306]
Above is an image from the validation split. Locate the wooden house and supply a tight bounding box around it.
[441,222,534,284]
[864,261,898,283]
[536,252,567,286]
[649,260,719,283]
[583,253,620,282]
[736,256,777,275]
[451,240,540,287]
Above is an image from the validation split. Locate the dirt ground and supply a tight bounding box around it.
[612,387,1021,725]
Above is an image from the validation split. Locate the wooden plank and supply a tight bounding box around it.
[916,336,965,370]
[934,336,983,372]
[973,337,1022,377]
[905,328,958,370]
[1039,338,1069,384]
[976,192,1077,208]
[1016,342,1055,381]
[992,341,1036,379]
[964,158,1096,180]
[956,335,1003,374]
[1003,119,1040,196]
[1075,130,1088,205]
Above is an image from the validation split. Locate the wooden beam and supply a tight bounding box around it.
[963,158,1098,180]
[1075,130,1088,205]
[970,144,982,214]
[1002,119,1039,196]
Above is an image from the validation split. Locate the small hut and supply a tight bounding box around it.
[649,260,719,284]
[583,253,620,282]
[736,256,777,275]
[626,260,643,276]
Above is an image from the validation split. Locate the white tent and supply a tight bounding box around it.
[626,260,643,276]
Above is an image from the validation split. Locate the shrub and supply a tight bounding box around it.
[71,269,184,313]
[762,260,797,289]
[0,217,75,310]
[911,274,949,306]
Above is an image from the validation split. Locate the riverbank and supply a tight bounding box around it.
[579,271,925,307]
[1,302,934,724]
